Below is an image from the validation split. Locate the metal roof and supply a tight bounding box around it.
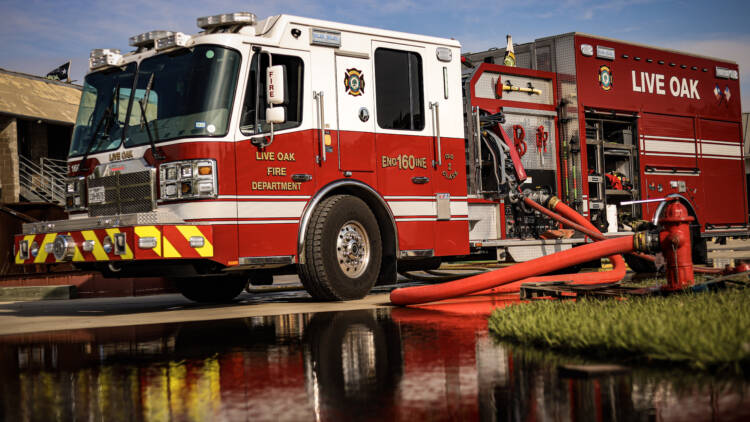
[0,68,81,125]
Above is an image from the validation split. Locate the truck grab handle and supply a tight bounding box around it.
[430,102,442,167]
[314,91,326,163]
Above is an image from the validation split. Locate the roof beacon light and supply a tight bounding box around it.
[129,30,174,48]
[156,32,190,51]
[197,12,256,30]
[89,49,122,70]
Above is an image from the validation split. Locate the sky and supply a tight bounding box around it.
[1,0,749,110]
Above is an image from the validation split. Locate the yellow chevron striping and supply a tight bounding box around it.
[34,233,57,264]
[71,233,85,262]
[81,230,109,261]
[163,236,180,258]
[134,226,162,257]
[105,228,133,260]
[15,235,36,264]
[176,226,214,257]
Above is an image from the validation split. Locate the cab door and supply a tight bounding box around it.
[234,47,316,260]
[371,41,437,255]
[336,53,375,171]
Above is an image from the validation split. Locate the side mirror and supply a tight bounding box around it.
[266,107,286,124]
[266,65,286,105]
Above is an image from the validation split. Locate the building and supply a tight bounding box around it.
[0,68,81,204]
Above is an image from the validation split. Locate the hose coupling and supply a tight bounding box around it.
[632,230,660,253]
[547,196,561,210]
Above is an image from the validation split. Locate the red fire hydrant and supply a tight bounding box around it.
[659,199,695,291]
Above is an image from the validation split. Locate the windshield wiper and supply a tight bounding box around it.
[138,72,165,161]
[79,82,119,173]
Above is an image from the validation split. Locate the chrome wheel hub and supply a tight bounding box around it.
[336,221,370,278]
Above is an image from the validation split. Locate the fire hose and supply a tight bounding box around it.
[390,197,696,306]
[472,196,627,295]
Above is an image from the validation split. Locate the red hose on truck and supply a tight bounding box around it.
[390,235,635,306]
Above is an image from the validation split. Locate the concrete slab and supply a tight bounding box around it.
[0,285,75,301]
[0,290,395,336]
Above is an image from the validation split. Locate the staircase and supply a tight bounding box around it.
[19,155,67,205]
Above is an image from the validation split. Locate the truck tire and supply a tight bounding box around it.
[176,276,247,302]
[300,195,382,300]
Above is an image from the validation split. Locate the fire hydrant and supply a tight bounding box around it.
[659,199,695,291]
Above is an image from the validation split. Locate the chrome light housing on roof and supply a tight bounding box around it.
[197,12,256,30]
[89,49,122,71]
[129,30,174,48]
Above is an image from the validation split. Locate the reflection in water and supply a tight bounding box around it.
[1,308,748,421]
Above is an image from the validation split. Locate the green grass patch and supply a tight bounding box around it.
[489,288,750,372]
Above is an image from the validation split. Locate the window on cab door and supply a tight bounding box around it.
[374,48,424,131]
[240,53,304,135]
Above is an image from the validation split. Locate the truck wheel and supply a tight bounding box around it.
[300,195,382,300]
[176,276,247,302]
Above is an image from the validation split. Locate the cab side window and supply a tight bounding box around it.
[374,48,424,131]
[240,53,303,134]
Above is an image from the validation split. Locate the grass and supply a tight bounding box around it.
[488,287,750,372]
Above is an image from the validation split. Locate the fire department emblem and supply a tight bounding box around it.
[344,68,364,96]
[598,65,612,91]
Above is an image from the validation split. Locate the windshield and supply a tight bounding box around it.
[69,63,136,156]
[68,45,240,158]
[126,45,240,147]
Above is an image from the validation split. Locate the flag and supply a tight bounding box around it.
[45,61,71,82]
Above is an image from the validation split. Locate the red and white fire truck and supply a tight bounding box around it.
[13,13,746,301]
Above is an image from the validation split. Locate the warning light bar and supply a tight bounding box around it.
[197,12,256,30]
[89,49,122,70]
[156,32,190,51]
[129,30,174,48]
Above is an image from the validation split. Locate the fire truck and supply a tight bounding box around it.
[13,13,746,301]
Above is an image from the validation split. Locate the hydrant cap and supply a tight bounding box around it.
[660,200,694,223]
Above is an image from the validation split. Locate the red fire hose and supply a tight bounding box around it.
[472,197,626,295]
[391,235,635,306]
[391,196,701,305]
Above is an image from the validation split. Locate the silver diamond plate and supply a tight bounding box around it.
[468,203,499,241]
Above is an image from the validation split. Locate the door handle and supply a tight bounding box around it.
[412,176,430,184]
[314,91,326,164]
[430,102,442,168]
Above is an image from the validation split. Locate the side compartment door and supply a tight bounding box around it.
[698,118,747,227]
[639,113,701,220]
[371,41,436,255]
[309,48,339,181]
[336,53,376,171]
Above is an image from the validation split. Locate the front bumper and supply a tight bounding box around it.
[14,221,214,265]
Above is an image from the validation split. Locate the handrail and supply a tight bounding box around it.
[18,155,66,204]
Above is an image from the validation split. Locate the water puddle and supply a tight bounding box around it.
[1,307,748,421]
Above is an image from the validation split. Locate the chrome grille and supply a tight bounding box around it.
[88,169,156,216]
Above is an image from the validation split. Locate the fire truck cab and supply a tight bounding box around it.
[14,13,472,301]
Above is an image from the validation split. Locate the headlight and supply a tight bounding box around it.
[181,165,193,178]
[165,167,178,181]
[159,159,217,201]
